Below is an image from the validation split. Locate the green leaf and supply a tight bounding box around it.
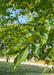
[14,46,28,69]
[34,43,40,55]
[40,33,48,45]
[39,18,46,23]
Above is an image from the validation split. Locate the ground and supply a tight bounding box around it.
[0,61,53,75]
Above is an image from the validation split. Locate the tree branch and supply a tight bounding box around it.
[14,8,21,28]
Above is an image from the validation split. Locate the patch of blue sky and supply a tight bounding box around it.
[7,8,37,24]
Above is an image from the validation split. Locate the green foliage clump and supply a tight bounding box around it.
[0,0,54,68]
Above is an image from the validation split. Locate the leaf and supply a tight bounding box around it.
[40,33,48,45]
[43,56,54,73]
[49,56,54,65]
[34,43,40,55]
[14,46,28,69]
[31,41,40,55]
[42,66,48,73]
[31,43,36,51]
[39,18,46,23]
[47,47,54,57]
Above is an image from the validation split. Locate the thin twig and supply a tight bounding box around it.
[14,8,20,28]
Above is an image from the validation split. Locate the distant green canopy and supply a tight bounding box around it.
[0,0,54,68]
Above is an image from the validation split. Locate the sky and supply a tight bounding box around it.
[9,8,37,24]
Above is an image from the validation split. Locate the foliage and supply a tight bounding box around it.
[0,0,54,68]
